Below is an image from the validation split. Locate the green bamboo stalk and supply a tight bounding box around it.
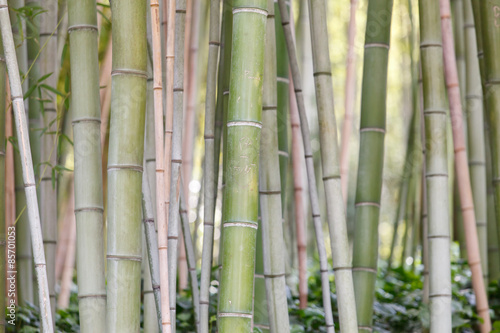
[8,0,34,306]
[0,0,53,330]
[167,0,186,328]
[418,0,451,330]
[387,166,409,269]
[257,1,290,331]
[141,165,163,332]
[39,0,58,320]
[253,211,269,331]
[462,0,488,286]
[0,36,6,333]
[308,0,358,330]
[217,0,267,331]
[352,0,393,330]
[199,0,221,330]
[67,1,106,331]
[451,0,466,107]
[106,0,147,331]
[276,1,335,330]
[440,1,491,329]
[274,0,288,212]
[453,181,467,258]
[479,0,500,289]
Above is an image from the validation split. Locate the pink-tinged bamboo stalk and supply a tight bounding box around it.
[340,0,358,207]
[57,181,76,309]
[150,0,172,332]
[55,194,73,282]
[439,0,491,331]
[289,72,307,309]
[99,37,112,151]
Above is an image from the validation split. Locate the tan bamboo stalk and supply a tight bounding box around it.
[57,183,75,309]
[0,1,54,329]
[199,0,221,330]
[0,37,5,333]
[276,1,335,331]
[439,1,491,331]
[308,0,358,330]
[99,37,112,151]
[39,0,58,320]
[340,0,358,206]
[150,0,172,331]
[55,196,71,282]
[167,0,186,327]
[289,74,307,309]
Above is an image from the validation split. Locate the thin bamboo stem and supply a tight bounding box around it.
[439,1,491,330]
[276,1,335,331]
[340,0,358,206]
[199,0,221,330]
[308,0,358,330]
[0,35,6,333]
[150,0,172,331]
[0,1,54,330]
[289,73,307,309]
[142,165,163,332]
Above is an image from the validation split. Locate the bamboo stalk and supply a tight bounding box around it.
[418,0,451,330]
[106,0,147,331]
[164,0,176,325]
[308,0,358,330]
[57,183,75,309]
[289,75,307,309]
[258,2,290,331]
[199,0,221,330]
[254,214,269,332]
[276,1,335,331]
[142,165,163,332]
[340,0,358,206]
[462,0,488,287]
[351,0,393,330]
[167,0,186,327]
[179,184,200,331]
[217,0,267,330]
[39,1,58,319]
[439,1,491,330]
[68,0,107,330]
[0,1,54,330]
[150,0,172,331]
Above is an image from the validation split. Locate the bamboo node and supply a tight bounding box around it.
[429,293,452,298]
[277,76,289,84]
[263,105,277,110]
[208,41,221,46]
[106,254,142,262]
[355,201,380,208]
[111,69,148,79]
[333,266,353,271]
[223,90,229,95]
[227,120,262,129]
[72,117,101,124]
[67,24,98,33]
[313,71,332,77]
[107,164,143,172]
[353,267,377,273]
[425,172,448,178]
[259,190,281,195]
[218,312,253,319]
[254,274,265,279]
[427,235,449,239]
[323,175,341,181]
[360,127,385,134]
[364,43,389,49]
[223,221,258,230]
[264,273,286,278]
[77,293,107,299]
[232,7,268,16]
[420,42,442,48]
[278,150,289,157]
[358,326,373,332]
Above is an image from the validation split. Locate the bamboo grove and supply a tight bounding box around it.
[5,0,500,332]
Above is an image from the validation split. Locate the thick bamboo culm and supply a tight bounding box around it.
[217,0,267,330]
[0,0,54,330]
[439,1,491,331]
[419,0,452,330]
[352,0,393,331]
[276,1,335,331]
[167,1,186,329]
[67,0,107,331]
[308,0,358,331]
[0,36,6,333]
[149,0,172,331]
[39,1,58,320]
[199,0,221,330]
[257,1,290,331]
[462,0,489,287]
[105,0,147,331]
[340,0,358,206]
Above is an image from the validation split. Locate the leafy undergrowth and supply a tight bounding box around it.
[8,262,500,332]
